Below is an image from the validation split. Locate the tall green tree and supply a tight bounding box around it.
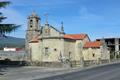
[0,1,20,36]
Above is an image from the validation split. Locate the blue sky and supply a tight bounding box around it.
[1,0,120,40]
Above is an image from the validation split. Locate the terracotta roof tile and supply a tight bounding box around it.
[29,35,39,43]
[64,34,87,40]
[84,41,102,48]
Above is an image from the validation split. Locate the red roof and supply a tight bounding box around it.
[64,34,87,40]
[84,41,102,48]
[29,35,39,43]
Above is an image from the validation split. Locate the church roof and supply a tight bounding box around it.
[50,26,61,33]
[64,34,88,40]
[84,41,102,48]
[29,35,39,43]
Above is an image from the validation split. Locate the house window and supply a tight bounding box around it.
[54,48,57,51]
[45,47,49,54]
[92,53,95,57]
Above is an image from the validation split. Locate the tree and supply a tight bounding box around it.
[0,1,20,36]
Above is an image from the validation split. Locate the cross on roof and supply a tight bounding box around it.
[61,21,64,32]
[44,13,48,24]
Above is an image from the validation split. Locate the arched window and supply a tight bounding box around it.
[30,20,33,28]
[30,20,33,24]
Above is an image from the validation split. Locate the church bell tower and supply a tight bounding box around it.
[25,12,41,54]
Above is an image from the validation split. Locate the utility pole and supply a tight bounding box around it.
[115,38,119,60]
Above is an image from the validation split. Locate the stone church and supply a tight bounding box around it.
[26,12,110,67]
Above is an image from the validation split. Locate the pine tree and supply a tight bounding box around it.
[0,1,20,36]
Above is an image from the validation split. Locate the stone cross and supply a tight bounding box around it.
[45,13,48,24]
[61,21,64,32]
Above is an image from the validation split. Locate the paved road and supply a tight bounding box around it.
[36,63,120,80]
[0,66,71,80]
[1,63,120,80]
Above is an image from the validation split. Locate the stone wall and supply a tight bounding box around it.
[64,39,76,61]
[0,51,26,61]
[83,48,101,61]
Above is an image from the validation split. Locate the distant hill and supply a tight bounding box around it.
[0,35,25,50]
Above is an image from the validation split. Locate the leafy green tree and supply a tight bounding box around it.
[0,1,20,36]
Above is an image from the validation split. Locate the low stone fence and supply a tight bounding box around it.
[0,51,27,61]
[84,60,110,67]
[29,60,110,68]
[0,60,27,65]
[30,61,65,68]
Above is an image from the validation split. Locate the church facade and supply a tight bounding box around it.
[26,12,110,67]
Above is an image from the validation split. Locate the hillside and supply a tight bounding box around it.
[0,35,25,49]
